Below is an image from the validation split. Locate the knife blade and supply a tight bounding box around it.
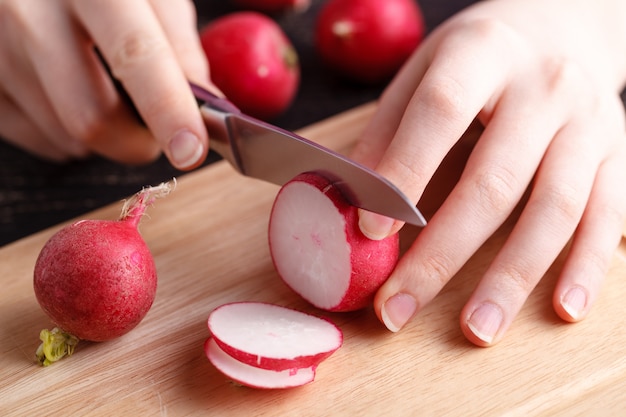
[192,83,426,227]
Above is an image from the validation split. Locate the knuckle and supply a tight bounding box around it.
[542,57,587,98]
[535,182,584,226]
[578,247,611,279]
[471,166,519,215]
[421,248,456,287]
[418,76,466,123]
[109,31,167,75]
[499,263,535,294]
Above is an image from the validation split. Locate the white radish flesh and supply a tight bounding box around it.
[205,338,316,389]
[268,172,400,312]
[208,302,342,371]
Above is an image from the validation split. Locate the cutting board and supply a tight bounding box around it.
[1,103,625,416]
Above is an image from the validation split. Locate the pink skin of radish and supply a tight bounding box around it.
[33,181,173,366]
[208,302,343,371]
[268,172,400,312]
[205,302,342,389]
[199,12,300,120]
[315,0,425,84]
[205,339,316,389]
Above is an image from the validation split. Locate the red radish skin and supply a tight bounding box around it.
[199,12,300,120]
[232,0,311,14]
[208,302,342,371]
[268,172,400,312]
[315,0,425,84]
[33,181,173,366]
[205,338,316,389]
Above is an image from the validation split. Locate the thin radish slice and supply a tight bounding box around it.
[205,338,315,389]
[208,302,342,371]
[268,172,400,312]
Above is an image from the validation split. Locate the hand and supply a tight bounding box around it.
[352,0,626,346]
[0,0,212,169]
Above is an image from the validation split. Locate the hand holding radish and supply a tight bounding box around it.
[352,0,626,346]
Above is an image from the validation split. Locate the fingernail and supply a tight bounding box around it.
[381,293,417,332]
[467,302,502,345]
[169,130,203,168]
[359,210,395,240]
[561,286,587,321]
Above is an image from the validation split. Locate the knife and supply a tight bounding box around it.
[191,83,426,227]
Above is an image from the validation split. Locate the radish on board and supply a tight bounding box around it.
[268,172,400,312]
[33,181,174,366]
[205,339,316,389]
[205,302,343,389]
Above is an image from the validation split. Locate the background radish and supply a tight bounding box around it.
[205,302,342,389]
[199,12,300,120]
[315,0,425,84]
[33,181,173,366]
[268,172,400,312]
[231,0,311,14]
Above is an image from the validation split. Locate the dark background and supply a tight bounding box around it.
[0,0,504,246]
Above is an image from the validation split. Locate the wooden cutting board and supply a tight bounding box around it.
[1,103,625,416]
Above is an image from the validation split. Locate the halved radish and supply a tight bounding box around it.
[268,172,400,312]
[205,338,316,389]
[207,302,342,371]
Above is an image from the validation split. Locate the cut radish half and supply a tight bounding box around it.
[205,338,316,389]
[208,302,342,371]
[268,172,400,311]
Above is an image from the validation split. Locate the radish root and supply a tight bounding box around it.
[35,328,79,366]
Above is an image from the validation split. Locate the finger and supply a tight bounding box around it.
[553,138,626,322]
[20,0,160,165]
[150,0,209,85]
[373,57,581,335]
[0,1,87,158]
[350,42,431,169]
[71,0,208,169]
[357,19,516,239]
[459,114,605,346]
[0,90,72,161]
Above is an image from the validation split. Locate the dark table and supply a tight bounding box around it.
[0,0,490,247]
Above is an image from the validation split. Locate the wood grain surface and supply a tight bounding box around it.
[1,103,625,416]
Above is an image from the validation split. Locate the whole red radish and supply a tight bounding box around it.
[268,172,400,312]
[205,302,342,389]
[315,0,425,84]
[33,181,173,366]
[199,12,300,120]
[232,0,311,14]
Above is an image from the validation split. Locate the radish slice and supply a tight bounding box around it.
[205,338,315,389]
[268,172,400,312]
[208,302,342,371]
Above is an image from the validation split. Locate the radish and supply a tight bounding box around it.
[315,0,425,84]
[268,172,400,312]
[205,339,315,389]
[33,181,173,366]
[232,0,311,14]
[205,302,342,389]
[199,12,300,120]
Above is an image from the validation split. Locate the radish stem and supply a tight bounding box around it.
[120,180,175,227]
